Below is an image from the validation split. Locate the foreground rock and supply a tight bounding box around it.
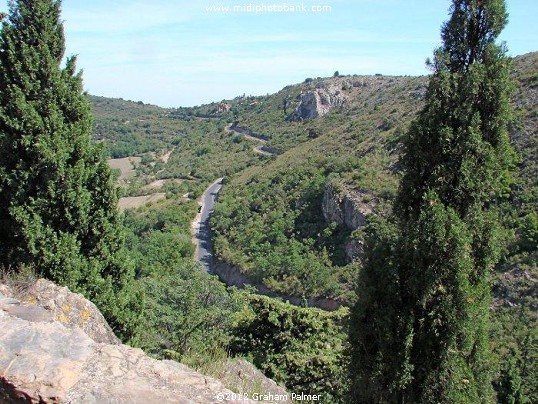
[217,360,290,403]
[0,279,253,403]
[0,278,118,345]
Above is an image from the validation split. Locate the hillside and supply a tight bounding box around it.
[90,52,536,304]
[89,51,537,401]
[207,53,535,304]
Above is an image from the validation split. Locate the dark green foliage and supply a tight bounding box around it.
[0,0,141,341]
[212,166,358,300]
[136,267,239,369]
[350,0,515,402]
[231,294,349,402]
[123,199,197,277]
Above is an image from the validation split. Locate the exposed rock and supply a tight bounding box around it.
[322,179,386,263]
[410,84,427,100]
[344,237,364,263]
[215,103,231,113]
[289,85,347,121]
[0,281,254,404]
[322,180,374,231]
[217,360,290,402]
[1,279,119,345]
[352,80,369,88]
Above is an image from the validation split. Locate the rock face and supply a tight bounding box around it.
[344,238,364,264]
[322,179,383,263]
[218,360,290,402]
[0,279,119,345]
[290,85,347,121]
[322,180,374,231]
[0,280,253,404]
[215,103,231,113]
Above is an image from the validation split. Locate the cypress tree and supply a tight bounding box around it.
[350,0,514,402]
[0,0,141,341]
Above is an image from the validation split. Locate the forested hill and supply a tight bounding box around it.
[90,50,536,309]
[89,51,536,401]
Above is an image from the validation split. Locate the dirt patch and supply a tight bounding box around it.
[118,193,166,210]
[141,178,182,192]
[160,150,174,164]
[107,157,142,180]
[142,179,166,191]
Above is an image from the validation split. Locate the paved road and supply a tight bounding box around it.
[225,123,278,156]
[193,124,277,271]
[192,178,223,272]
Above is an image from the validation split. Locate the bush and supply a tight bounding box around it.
[231,294,349,402]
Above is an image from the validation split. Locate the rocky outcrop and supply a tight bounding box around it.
[217,360,290,402]
[290,85,347,121]
[344,237,363,263]
[0,279,118,345]
[322,179,384,263]
[322,180,374,231]
[0,280,254,403]
[215,103,231,113]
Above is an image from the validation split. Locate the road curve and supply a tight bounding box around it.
[191,178,223,272]
[225,123,277,156]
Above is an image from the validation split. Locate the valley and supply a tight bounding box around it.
[93,51,535,401]
[2,1,535,402]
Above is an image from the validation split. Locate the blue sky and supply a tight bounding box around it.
[1,1,536,107]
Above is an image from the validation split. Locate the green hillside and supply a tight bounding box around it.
[89,52,537,401]
[90,52,536,304]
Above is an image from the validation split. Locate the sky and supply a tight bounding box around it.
[1,1,536,107]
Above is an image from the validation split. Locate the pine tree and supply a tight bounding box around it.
[350,0,514,402]
[0,0,142,341]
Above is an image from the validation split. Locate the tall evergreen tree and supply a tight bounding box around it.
[350,0,514,402]
[0,0,141,340]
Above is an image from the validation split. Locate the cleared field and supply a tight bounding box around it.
[118,193,166,210]
[141,178,182,192]
[107,156,142,180]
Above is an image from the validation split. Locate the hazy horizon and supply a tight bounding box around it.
[1,0,536,108]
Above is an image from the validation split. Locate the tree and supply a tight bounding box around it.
[231,294,349,403]
[350,0,514,402]
[0,0,142,341]
[136,266,239,369]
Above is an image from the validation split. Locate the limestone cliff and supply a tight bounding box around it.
[0,279,255,403]
[322,178,385,262]
[289,82,348,121]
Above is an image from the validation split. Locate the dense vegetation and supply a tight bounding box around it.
[89,50,536,401]
[231,294,349,402]
[351,0,515,401]
[1,0,534,401]
[211,74,423,301]
[93,49,536,400]
[0,0,141,340]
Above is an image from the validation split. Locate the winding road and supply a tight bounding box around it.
[225,123,278,156]
[188,127,341,310]
[192,126,279,272]
[191,178,223,272]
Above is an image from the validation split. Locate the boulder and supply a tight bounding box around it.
[0,280,254,403]
[1,279,118,345]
